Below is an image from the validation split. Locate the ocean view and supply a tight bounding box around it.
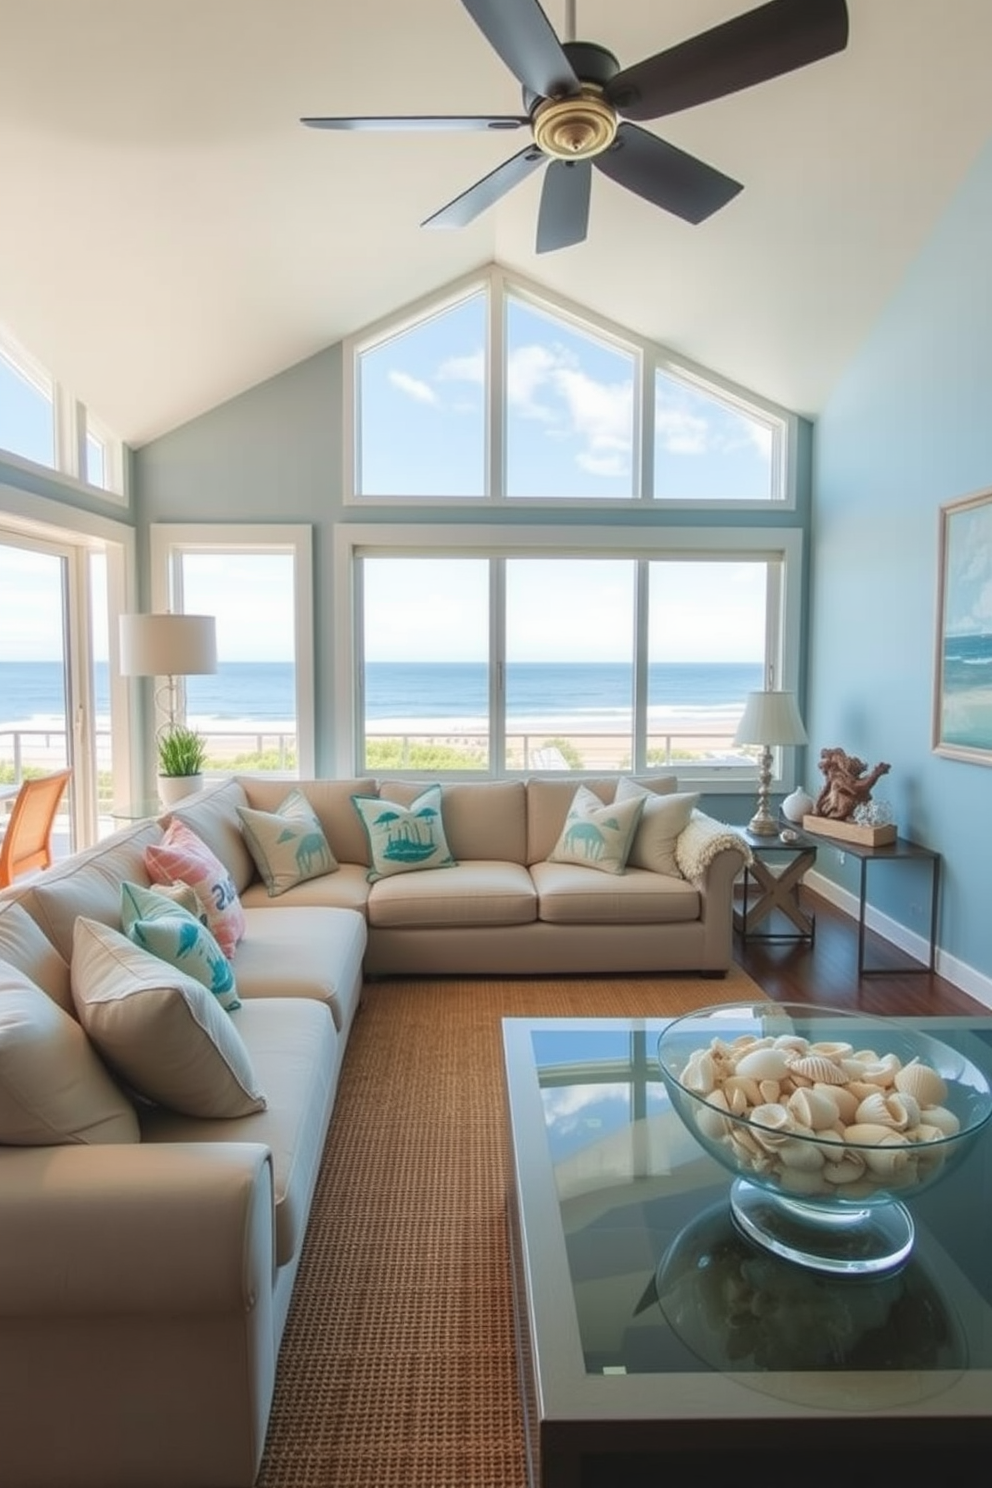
[0,659,764,730]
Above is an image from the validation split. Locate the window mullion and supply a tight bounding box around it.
[632,560,649,772]
[488,280,505,501]
[490,557,505,775]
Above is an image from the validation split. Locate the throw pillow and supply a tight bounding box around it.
[614,777,700,877]
[70,918,266,1120]
[120,882,241,1012]
[351,784,456,883]
[144,818,246,959]
[237,789,338,897]
[547,784,645,875]
[0,960,140,1145]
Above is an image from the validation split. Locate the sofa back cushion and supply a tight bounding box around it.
[237,777,377,867]
[377,779,528,864]
[14,819,164,964]
[167,777,255,893]
[0,898,73,1014]
[0,960,140,1145]
[526,776,677,865]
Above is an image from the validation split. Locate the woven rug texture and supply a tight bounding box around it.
[256,967,767,1488]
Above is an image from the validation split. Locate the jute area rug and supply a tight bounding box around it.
[256,966,768,1488]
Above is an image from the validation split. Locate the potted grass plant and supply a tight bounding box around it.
[157,724,209,804]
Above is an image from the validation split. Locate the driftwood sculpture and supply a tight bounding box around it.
[813,747,891,821]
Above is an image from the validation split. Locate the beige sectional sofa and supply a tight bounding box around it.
[0,772,748,1488]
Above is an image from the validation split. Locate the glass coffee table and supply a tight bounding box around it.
[502,1015,992,1488]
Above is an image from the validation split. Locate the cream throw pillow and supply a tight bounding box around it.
[70,919,266,1119]
[237,788,338,897]
[547,784,644,875]
[0,960,139,1145]
[614,777,700,877]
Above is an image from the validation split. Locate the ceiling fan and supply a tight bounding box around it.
[302,0,849,254]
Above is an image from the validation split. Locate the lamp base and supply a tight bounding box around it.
[748,811,780,836]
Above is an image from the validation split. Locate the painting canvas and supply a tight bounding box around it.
[933,488,992,765]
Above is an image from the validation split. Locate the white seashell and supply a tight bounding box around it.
[816,1082,859,1124]
[808,1040,854,1061]
[682,1048,717,1095]
[727,1085,750,1117]
[694,1088,732,1140]
[861,1134,911,1178]
[776,1137,826,1172]
[788,1054,849,1086]
[847,1079,886,1102]
[894,1060,948,1107]
[747,1103,795,1150]
[787,1087,842,1131]
[843,1123,899,1146]
[776,1166,830,1196]
[723,1074,762,1107]
[854,1091,920,1131]
[734,1047,793,1082]
[771,1034,809,1051]
[758,1078,782,1104]
[859,1056,900,1088]
[822,1154,868,1185]
[920,1104,961,1137]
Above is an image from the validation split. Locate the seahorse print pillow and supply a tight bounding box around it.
[547,784,644,876]
[237,789,339,897]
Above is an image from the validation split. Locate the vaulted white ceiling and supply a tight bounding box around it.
[2,0,991,448]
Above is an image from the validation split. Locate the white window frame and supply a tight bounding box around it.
[333,523,804,790]
[343,265,797,511]
[149,523,316,778]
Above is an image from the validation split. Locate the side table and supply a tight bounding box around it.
[733,828,817,944]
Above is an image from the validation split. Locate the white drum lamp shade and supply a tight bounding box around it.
[119,614,217,679]
[734,689,808,836]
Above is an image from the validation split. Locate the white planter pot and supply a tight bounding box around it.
[781,786,815,823]
[158,774,204,806]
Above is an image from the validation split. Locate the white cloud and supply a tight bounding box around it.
[656,405,709,454]
[437,350,484,385]
[388,370,438,405]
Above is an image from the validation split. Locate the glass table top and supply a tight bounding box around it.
[504,1015,992,1415]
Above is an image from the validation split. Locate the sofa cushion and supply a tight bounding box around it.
[237,776,378,867]
[0,960,140,1145]
[525,775,676,864]
[0,897,73,1014]
[138,997,336,1268]
[13,819,164,963]
[237,789,338,897]
[352,784,456,882]
[233,905,367,1035]
[167,777,256,894]
[614,778,700,877]
[239,860,371,914]
[120,882,241,1013]
[377,779,528,864]
[367,861,537,929]
[547,784,644,875]
[145,818,247,959]
[71,918,266,1119]
[530,860,700,925]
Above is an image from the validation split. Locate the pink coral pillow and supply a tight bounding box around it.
[145,819,246,960]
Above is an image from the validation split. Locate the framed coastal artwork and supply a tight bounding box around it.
[933,487,992,766]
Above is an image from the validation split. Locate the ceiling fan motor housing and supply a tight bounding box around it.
[526,41,621,160]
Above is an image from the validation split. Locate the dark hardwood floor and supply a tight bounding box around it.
[734,883,989,1018]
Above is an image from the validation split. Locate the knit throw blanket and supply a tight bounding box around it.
[676,812,752,883]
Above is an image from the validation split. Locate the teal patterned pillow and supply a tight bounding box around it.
[351,785,456,883]
[547,784,645,875]
[120,882,241,1012]
[237,789,338,897]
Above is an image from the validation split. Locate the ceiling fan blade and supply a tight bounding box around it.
[606,0,849,122]
[594,122,742,225]
[461,0,579,102]
[536,160,591,254]
[422,144,545,230]
[301,115,528,133]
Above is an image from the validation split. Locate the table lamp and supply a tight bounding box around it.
[119,613,217,735]
[733,688,808,836]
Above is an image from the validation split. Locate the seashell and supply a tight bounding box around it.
[682,1048,717,1095]
[776,1137,826,1171]
[846,1079,886,1102]
[807,1040,854,1061]
[788,1054,849,1086]
[747,1103,795,1149]
[771,1034,809,1052]
[821,1153,868,1184]
[816,1082,859,1124]
[695,1089,732,1140]
[908,1123,946,1144]
[776,1166,830,1196]
[758,1078,782,1104]
[859,1056,900,1087]
[860,1133,911,1178]
[787,1087,842,1131]
[920,1104,961,1137]
[723,1074,762,1107]
[854,1091,920,1131]
[727,1085,750,1117]
[843,1122,899,1146]
[734,1047,792,1082]
[894,1059,948,1107]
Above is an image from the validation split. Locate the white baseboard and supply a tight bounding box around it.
[805,868,992,1013]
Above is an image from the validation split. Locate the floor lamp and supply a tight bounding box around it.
[119,613,218,739]
[733,689,808,836]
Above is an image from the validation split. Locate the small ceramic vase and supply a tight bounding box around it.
[781,786,815,823]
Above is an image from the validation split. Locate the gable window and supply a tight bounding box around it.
[347,266,795,508]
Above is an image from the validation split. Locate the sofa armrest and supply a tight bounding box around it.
[675,811,751,885]
[0,1141,274,1316]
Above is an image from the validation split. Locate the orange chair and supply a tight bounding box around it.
[0,769,72,888]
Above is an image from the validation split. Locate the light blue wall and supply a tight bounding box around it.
[810,136,992,988]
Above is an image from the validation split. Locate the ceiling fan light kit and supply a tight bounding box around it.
[302,0,849,253]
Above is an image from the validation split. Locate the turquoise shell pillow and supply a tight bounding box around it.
[547,784,645,875]
[120,882,241,1012]
[351,785,456,883]
[237,789,338,897]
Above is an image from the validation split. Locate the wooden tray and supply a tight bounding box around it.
[802,815,897,847]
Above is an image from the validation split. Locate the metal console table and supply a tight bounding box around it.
[803,829,941,977]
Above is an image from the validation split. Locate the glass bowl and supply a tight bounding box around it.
[656,1002,992,1276]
